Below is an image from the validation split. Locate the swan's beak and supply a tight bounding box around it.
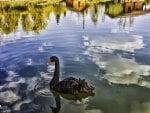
[48,60,51,64]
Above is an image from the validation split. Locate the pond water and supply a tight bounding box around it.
[0,1,150,113]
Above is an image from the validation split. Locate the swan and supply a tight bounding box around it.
[48,56,94,95]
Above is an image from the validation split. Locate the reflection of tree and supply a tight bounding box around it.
[105,2,123,17]
[2,11,20,34]
[118,16,134,28]
[41,5,53,20]
[91,4,99,25]
[129,16,134,26]
[146,0,150,3]
[53,3,67,24]
[21,13,32,33]
[31,8,47,33]
[0,15,3,30]
[0,2,68,34]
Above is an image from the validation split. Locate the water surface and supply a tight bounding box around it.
[0,1,150,113]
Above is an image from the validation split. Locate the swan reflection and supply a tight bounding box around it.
[50,88,95,113]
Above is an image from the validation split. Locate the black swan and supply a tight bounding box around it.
[48,56,94,95]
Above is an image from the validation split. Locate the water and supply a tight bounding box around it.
[0,1,150,113]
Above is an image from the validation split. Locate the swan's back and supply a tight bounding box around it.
[53,77,79,94]
[53,77,94,94]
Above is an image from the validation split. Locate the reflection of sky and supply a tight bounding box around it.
[84,34,144,52]
[0,65,54,112]
[83,33,150,88]
[0,30,36,46]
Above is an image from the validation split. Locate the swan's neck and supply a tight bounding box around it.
[50,59,60,87]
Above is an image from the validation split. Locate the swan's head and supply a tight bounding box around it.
[48,56,58,64]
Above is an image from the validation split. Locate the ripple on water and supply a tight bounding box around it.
[0,65,55,113]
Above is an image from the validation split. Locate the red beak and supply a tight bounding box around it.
[48,60,51,64]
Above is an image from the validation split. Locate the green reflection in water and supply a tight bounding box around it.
[105,1,123,17]
[0,11,20,34]
[0,2,67,34]
[0,0,149,34]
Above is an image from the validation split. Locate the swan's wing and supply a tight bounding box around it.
[55,77,80,94]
